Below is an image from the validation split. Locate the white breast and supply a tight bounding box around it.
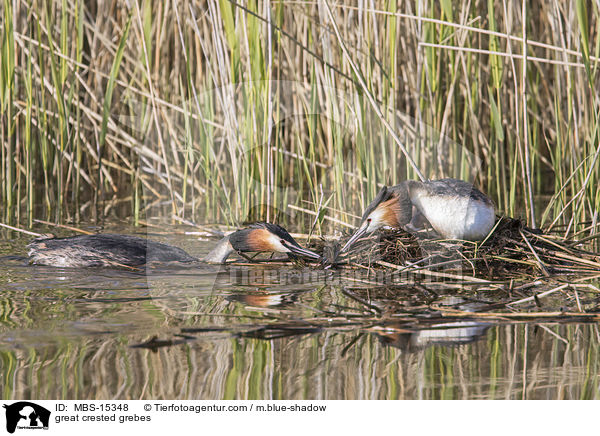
[411,194,495,241]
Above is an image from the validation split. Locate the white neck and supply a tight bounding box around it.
[203,236,234,263]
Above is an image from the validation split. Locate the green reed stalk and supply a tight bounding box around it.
[1,1,15,223]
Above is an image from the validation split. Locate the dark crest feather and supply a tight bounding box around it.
[250,222,297,245]
[361,186,395,221]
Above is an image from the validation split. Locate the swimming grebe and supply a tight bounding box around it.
[27,234,197,267]
[341,178,496,252]
[203,222,321,263]
[28,223,321,267]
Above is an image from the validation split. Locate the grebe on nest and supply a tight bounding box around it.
[27,223,321,267]
[203,222,321,263]
[341,178,496,253]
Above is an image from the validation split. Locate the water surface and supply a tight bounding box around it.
[0,227,598,400]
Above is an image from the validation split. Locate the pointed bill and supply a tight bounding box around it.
[340,222,369,253]
[287,244,322,260]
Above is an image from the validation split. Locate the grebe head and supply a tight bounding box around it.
[204,223,321,263]
[341,185,412,253]
[231,223,321,259]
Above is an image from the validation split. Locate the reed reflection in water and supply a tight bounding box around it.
[1,323,599,400]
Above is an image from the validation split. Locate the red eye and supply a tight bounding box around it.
[367,218,372,223]
[280,239,285,244]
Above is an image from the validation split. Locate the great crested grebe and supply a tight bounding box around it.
[203,222,321,263]
[27,223,320,267]
[341,178,496,252]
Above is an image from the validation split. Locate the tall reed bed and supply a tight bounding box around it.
[0,0,599,239]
